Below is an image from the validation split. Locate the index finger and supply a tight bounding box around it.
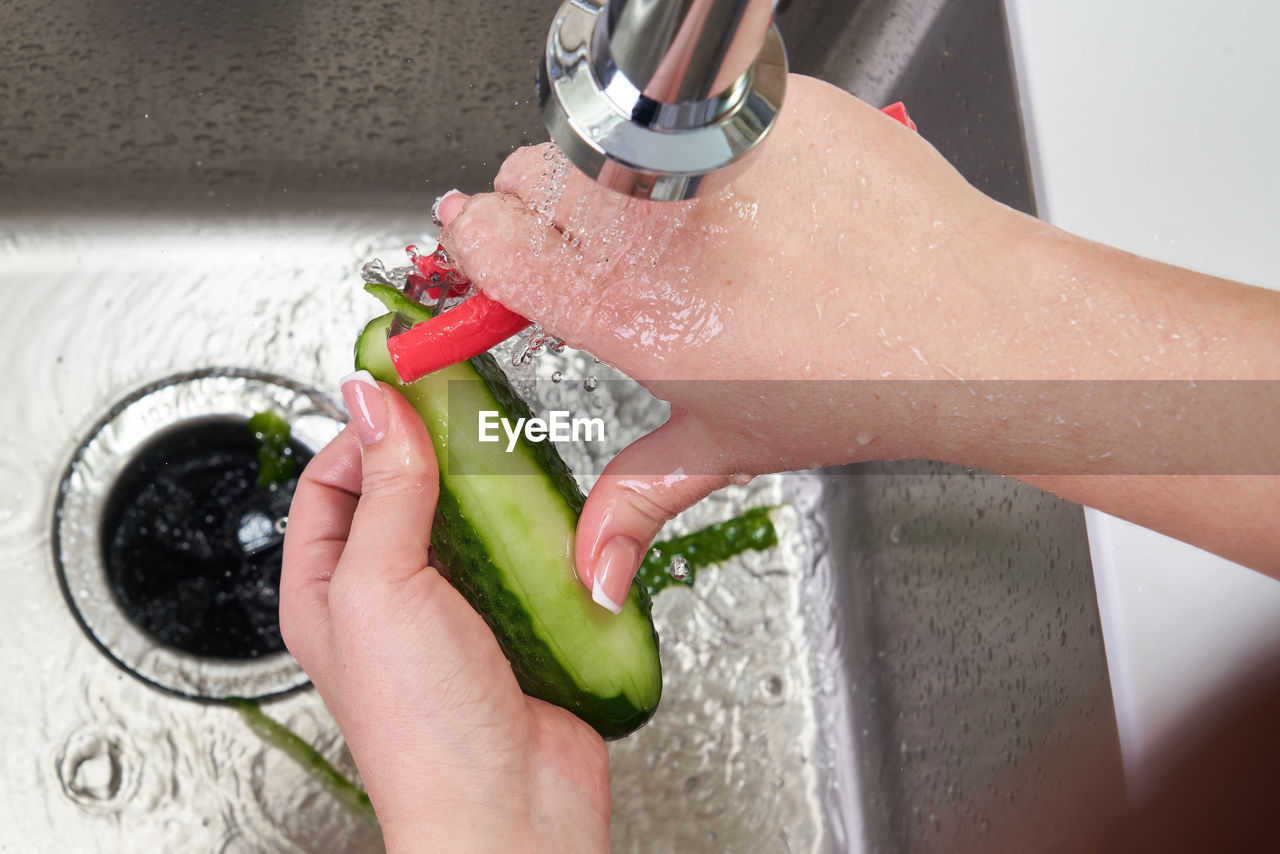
[492,143,630,236]
[279,425,362,662]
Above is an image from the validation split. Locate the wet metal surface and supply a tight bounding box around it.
[2,221,394,853]
[2,0,1121,851]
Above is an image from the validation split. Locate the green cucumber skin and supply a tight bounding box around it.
[354,289,660,739]
[248,410,296,488]
[637,505,779,593]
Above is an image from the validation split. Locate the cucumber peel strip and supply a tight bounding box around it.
[229,697,377,826]
[638,505,780,593]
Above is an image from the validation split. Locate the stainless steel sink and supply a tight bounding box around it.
[0,0,1123,851]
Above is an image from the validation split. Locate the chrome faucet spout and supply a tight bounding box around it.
[538,0,787,201]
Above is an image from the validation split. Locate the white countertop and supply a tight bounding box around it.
[1003,0,1280,799]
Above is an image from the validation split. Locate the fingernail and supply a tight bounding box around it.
[592,536,640,615]
[433,189,467,227]
[340,370,388,445]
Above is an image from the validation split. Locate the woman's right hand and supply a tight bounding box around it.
[439,73,1280,599]
[439,75,1027,610]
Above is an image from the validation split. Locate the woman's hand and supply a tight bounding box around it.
[437,74,1022,609]
[439,73,1280,592]
[279,371,611,852]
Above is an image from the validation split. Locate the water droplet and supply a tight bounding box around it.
[650,547,662,561]
[56,727,137,814]
[668,556,690,580]
[361,258,408,287]
[583,376,599,392]
[551,370,562,383]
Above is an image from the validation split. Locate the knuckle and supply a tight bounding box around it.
[494,143,554,196]
[444,193,505,258]
[325,569,382,626]
[359,465,432,500]
[621,482,683,525]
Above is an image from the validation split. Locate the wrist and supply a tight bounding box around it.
[378,796,533,854]
[374,770,610,854]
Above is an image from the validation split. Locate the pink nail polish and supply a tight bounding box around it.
[592,536,640,615]
[340,370,388,445]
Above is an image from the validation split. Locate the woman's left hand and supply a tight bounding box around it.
[279,371,611,852]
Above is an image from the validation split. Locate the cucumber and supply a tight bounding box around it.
[354,284,661,739]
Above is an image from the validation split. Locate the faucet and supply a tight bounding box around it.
[538,0,788,202]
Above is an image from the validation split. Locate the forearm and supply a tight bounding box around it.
[989,211,1280,383]
[942,209,1280,574]
[1020,474,1280,577]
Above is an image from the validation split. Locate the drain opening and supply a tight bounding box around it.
[55,370,345,699]
[101,417,312,660]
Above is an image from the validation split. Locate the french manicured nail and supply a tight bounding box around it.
[592,536,641,615]
[340,370,388,445]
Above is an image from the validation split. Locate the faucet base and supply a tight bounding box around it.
[538,0,787,202]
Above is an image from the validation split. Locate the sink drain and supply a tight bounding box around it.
[54,370,345,699]
[101,417,311,660]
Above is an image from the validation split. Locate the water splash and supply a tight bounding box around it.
[359,258,406,288]
[509,323,567,367]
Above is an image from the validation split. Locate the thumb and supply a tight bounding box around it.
[577,413,734,614]
[336,370,440,590]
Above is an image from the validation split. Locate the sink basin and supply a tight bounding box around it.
[0,0,1123,851]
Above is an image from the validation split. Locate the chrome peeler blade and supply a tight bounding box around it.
[388,275,431,338]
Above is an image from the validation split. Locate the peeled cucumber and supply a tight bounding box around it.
[354,284,662,739]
